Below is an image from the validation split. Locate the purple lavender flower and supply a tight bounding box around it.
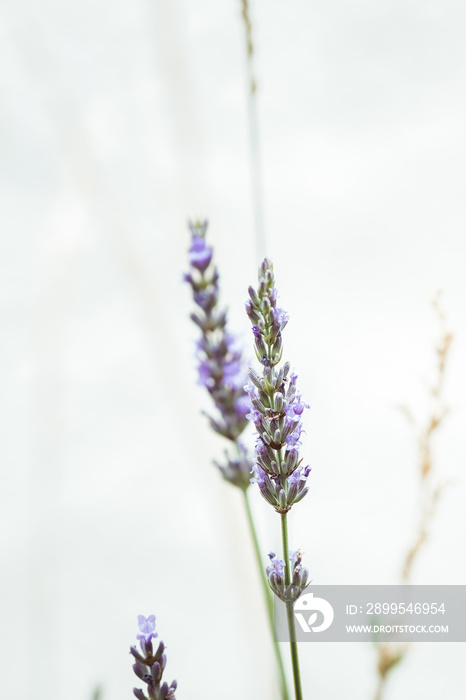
[244,259,312,513]
[130,616,177,700]
[250,464,266,486]
[185,220,253,488]
[285,423,304,447]
[188,223,213,272]
[137,615,157,643]
[266,551,310,603]
[266,552,285,576]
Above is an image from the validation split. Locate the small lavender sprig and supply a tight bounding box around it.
[246,258,310,700]
[185,220,252,490]
[267,550,310,604]
[130,616,177,700]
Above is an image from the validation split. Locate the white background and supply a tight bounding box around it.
[1,1,465,699]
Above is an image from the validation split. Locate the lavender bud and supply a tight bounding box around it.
[292,485,309,505]
[142,637,153,657]
[153,641,165,661]
[133,662,147,680]
[248,285,260,305]
[278,488,287,510]
[262,295,271,315]
[283,448,299,475]
[274,363,288,390]
[272,333,283,361]
[273,392,284,414]
[248,368,263,390]
[253,335,267,363]
[152,662,162,683]
[190,312,205,331]
[245,300,260,324]
[130,647,147,664]
[251,395,268,413]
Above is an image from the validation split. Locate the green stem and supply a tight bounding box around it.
[242,488,290,700]
[281,512,303,700]
[242,488,274,623]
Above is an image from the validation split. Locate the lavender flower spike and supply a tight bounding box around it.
[245,259,311,513]
[130,616,177,700]
[185,219,253,487]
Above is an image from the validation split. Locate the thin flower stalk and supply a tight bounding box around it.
[185,221,289,700]
[246,258,311,700]
[238,0,266,261]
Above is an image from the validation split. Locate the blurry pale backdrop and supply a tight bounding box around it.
[1,1,465,699]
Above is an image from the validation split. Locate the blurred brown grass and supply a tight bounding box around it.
[374,292,453,700]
